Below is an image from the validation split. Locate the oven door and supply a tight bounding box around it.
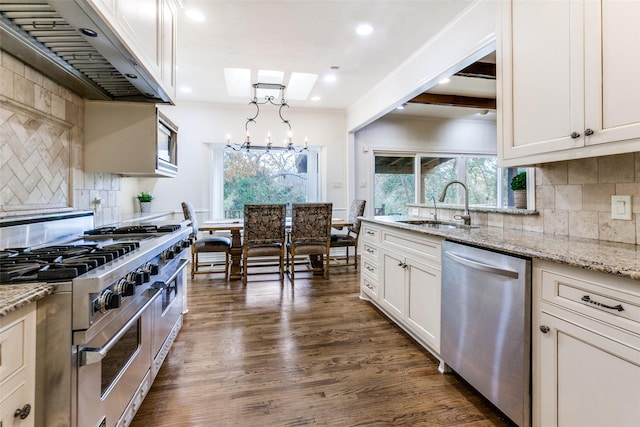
[76,287,160,427]
[151,258,188,378]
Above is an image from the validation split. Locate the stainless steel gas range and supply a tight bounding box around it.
[0,211,191,427]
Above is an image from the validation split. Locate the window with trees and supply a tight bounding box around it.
[218,148,319,218]
[375,152,528,214]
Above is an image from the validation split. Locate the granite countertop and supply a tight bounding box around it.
[0,283,53,317]
[365,216,640,281]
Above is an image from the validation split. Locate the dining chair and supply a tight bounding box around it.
[286,203,333,279]
[242,203,287,283]
[330,199,366,269]
[181,201,232,279]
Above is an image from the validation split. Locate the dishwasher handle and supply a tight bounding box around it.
[444,251,519,279]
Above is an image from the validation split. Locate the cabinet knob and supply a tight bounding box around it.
[570,131,581,139]
[539,325,550,334]
[14,403,31,420]
[584,128,594,136]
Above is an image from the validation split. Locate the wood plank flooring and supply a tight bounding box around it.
[131,267,514,427]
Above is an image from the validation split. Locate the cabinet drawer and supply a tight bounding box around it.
[0,317,26,384]
[361,224,380,243]
[381,229,441,264]
[539,263,640,335]
[361,242,379,263]
[361,258,379,281]
[361,275,378,300]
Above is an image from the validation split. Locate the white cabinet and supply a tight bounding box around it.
[0,304,36,427]
[86,0,178,102]
[360,221,442,355]
[499,0,640,166]
[533,260,640,427]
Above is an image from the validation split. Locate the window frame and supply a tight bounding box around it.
[373,149,535,211]
[209,144,320,219]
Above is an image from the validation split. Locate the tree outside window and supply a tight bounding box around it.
[223,149,312,218]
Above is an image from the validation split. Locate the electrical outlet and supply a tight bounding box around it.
[611,195,632,220]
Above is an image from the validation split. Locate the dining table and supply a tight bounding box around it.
[199,218,353,279]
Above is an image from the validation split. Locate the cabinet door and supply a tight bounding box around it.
[160,0,177,98]
[584,0,640,147]
[380,251,405,320]
[537,311,640,427]
[405,256,441,353]
[499,0,585,163]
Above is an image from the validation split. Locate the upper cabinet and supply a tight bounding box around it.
[86,0,178,100]
[498,0,640,166]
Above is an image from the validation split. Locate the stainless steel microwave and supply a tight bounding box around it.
[157,112,179,176]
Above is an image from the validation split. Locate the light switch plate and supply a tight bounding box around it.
[611,195,632,220]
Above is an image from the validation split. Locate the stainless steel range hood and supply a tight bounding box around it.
[0,1,172,104]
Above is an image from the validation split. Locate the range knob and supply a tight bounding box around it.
[114,278,135,297]
[94,289,122,313]
[181,239,191,249]
[163,248,176,260]
[136,268,151,283]
[127,271,144,286]
[144,263,159,275]
[173,243,184,254]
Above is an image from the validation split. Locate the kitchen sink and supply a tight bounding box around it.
[397,219,479,230]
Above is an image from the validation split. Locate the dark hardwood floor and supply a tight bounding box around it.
[131,266,513,427]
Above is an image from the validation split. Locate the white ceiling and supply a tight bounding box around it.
[175,0,483,116]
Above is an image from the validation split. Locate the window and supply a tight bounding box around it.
[374,155,415,216]
[375,152,530,212]
[211,146,319,219]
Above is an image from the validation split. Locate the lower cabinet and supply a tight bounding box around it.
[360,221,442,356]
[0,303,36,427]
[533,260,640,427]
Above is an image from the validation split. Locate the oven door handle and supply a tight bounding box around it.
[79,287,162,366]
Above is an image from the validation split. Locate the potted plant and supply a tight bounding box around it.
[137,192,154,212]
[511,171,527,209]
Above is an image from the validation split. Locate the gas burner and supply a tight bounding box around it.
[84,224,182,235]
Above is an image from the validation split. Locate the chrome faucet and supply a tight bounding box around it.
[438,180,471,225]
[431,196,438,221]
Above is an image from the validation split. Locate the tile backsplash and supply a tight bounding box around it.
[0,50,120,225]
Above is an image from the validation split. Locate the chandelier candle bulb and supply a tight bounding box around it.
[226,135,231,146]
[246,131,250,142]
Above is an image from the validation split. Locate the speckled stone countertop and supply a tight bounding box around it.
[0,284,53,317]
[365,216,640,281]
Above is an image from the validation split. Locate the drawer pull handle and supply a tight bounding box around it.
[367,231,375,236]
[366,248,375,254]
[539,325,550,334]
[366,265,375,272]
[14,404,31,420]
[581,295,624,312]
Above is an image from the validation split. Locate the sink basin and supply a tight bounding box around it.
[397,219,478,230]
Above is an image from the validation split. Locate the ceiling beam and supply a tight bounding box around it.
[409,93,496,109]
[454,62,496,79]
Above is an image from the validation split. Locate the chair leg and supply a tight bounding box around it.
[225,251,230,279]
[324,252,330,279]
[354,246,358,270]
[191,251,196,279]
[242,248,247,284]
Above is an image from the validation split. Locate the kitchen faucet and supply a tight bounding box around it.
[438,180,471,225]
[431,196,438,221]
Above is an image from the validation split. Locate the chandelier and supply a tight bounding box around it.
[226,82,308,153]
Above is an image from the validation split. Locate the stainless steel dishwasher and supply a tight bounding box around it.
[441,241,531,427]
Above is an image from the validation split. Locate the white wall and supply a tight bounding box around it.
[354,115,497,207]
[120,102,348,218]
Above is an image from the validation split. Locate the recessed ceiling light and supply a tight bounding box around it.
[185,9,205,22]
[324,74,337,83]
[356,23,373,36]
[311,96,321,102]
[396,103,406,110]
[180,87,192,93]
[438,77,451,85]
